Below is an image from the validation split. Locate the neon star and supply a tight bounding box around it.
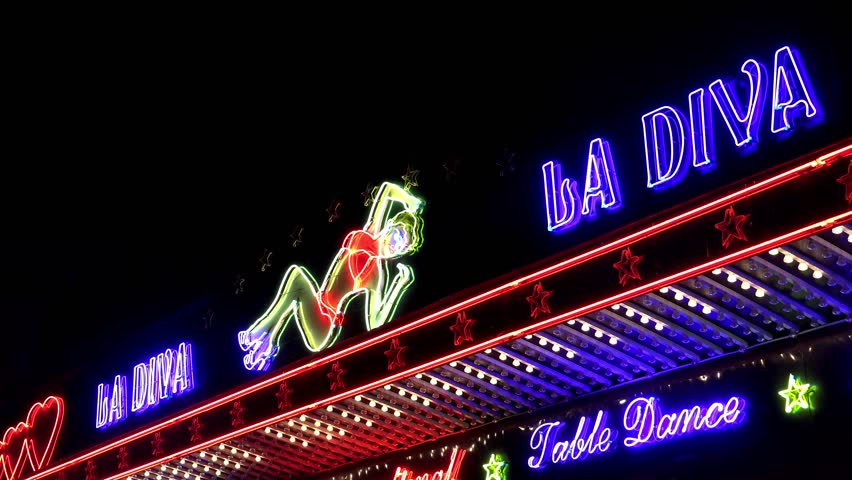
[714,205,750,248]
[483,453,509,480]
[275,381,294,410]
[613,247,643,287]
[326,199,343,222]
[526,282,552,319]
[384,337,408,370]
[402,165,420,191]
[230,400,246,427]
[451,311,475,346]
[328,362,347,392]
[778,373,813,414]
[837,161,852,204]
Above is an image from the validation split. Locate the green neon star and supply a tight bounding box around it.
[778,373,813,414]
[483,453,508,480]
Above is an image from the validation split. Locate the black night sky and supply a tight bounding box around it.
[2,7,850,464]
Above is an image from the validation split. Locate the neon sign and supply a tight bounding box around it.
[238,181,425,371]
[392,446,466,480]
[0,396,64,480]
[527,394,745,470]
[543,45,820,232]
[95,342,194,429]
[777,373,814,414]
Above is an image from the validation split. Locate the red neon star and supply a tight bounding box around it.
[450,311,476,346]
[613,247,643,287]
[328,362,347,392]
[230,400,246,427]
[714,205,750,248]
[275,381,294,410]
[526,282,552,319]
[84,460,97,480]
[150,432,164,456]
[837,161,852,204]
[188,417,203,442]
[117,446,129,469]
[384,337,408,370]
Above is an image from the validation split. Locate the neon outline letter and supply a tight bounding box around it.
[771,45,819,133]
[581,138,622,216]
[709,58,767,149]
[542,161,581,232]
[172,342,194,394]
[107,375,126,427]
[156,349,175,400]
[131,362,148,413]
[95,382,110,428]
[528,421,560,468]
[689,88,715,168]
[643,106,689,189]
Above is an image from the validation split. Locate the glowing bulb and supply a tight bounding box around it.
[755,289,765,298]
[797,262,808,271]
[525,365,534,373]
[831,226,843,234]
[655,322,665,331]
[594,330,603,338]
[609,336,618,345]
[769,248,780,255]
[727,274,737,283]
[783,255,794,263]
[813,270,823,279]
[702,305,712,315]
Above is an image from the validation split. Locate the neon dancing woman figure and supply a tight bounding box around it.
[238,182,425,371]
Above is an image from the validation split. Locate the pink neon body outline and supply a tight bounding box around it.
[238,181,425,371]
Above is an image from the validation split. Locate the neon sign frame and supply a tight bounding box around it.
[543,44,821,233]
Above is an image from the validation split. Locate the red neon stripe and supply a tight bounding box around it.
[26,143,851,480]
[98,210,852,480]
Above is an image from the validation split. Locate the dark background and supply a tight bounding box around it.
[2,6,850,463]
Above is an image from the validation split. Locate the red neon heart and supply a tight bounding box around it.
[1,422,30,480]
[25,396,65,472]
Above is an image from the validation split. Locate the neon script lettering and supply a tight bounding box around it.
[527,410,614,468]
[622,395,745,447]
[544,45,820,232]
[95,342,194,429]
[527,395,745,470]
[393,446,466,480]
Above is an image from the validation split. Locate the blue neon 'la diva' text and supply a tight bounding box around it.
[542,45,821,233]
[543,138,622,232]
[643,45,819,191]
